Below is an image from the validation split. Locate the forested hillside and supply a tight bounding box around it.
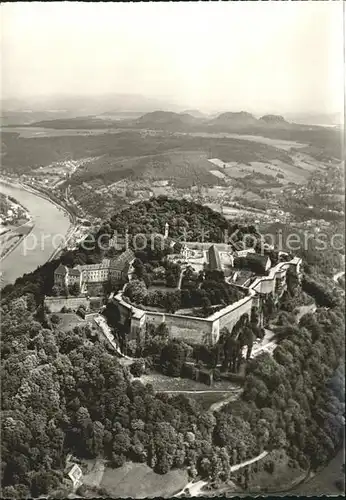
[106,196,259,243]
[1,292,344,497]
[1,199,344,498]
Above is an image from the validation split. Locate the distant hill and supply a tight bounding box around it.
[208,111,259,129]
[259,114,291,127]
[1,93,180,117]
[27,110,202,131]
[99,111,144,120]
[23,116,123,130]
[285,112,342,127]
[181,109,206,119]
[133,111,201,130]
[1,110,79,126]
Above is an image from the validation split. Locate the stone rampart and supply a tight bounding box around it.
[146,311,214,344]
[44,296,90,313]
[111,256,302,346]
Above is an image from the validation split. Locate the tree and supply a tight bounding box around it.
[112,432,131,457]
[199,457,212,478]
[155,451,171,474]
[91,421,105,457]
[123,280,147,304]
[51,285,61,297]
[51,314,60,325]
[132,258,145,279]
[131,442,147,463]
[155,322,169,338]
[164,291,181,314]
[201,296,212,316]
[302,276,338,308]
[160,341,187,377]
[111,454,126,468]
[130,360,145,378]
[68,282,80,297]
[30,471,61,497]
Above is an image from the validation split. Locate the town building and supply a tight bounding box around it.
[64,454,83,491]
[54,263,70,288]
[54,249,135,290]
[66,464,83,490]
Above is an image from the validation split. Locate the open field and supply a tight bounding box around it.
[209,157,313,185]
[1,126,123,138]
[245,449,305,493]
[100,462,188,498]
[206,203,261,218]
[8,111,341,160]
[178,131,308,151]
[1,128,295,179]
[82,458,106,489]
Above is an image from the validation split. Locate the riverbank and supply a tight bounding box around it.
[0,176,76,225]
[0,187,35,262]
[0,181,72,286]
[15,181,84,262]
[0,176,79,261]
[0,222,35,263]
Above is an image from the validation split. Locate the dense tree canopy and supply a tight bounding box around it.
[1,198,344,497]
[109,196,260,246]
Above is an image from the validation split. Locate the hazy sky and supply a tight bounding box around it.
[1,1,344,114]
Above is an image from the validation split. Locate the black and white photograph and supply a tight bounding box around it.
[0,1,345,498]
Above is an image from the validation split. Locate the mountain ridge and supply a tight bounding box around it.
[10,109,333,134]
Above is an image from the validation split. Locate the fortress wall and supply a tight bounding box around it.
[162,314,213,344]
[44,296,90,312]
[111,256,302,346]
[252,278,275,295]
[145,311,165,327]
[185,242,234,252]
[144,311,213,344]
[217,295,253,332]
[250,261,293,295]
[117,301,132,326]
[114,295,253,346]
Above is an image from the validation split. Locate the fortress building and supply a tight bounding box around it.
[54,249,135,289]
[111,242,302,348]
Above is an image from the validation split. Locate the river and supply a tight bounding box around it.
[0,181,71,286]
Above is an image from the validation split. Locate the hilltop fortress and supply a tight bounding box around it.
[51,219,302,347]
[110,229,302,346]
